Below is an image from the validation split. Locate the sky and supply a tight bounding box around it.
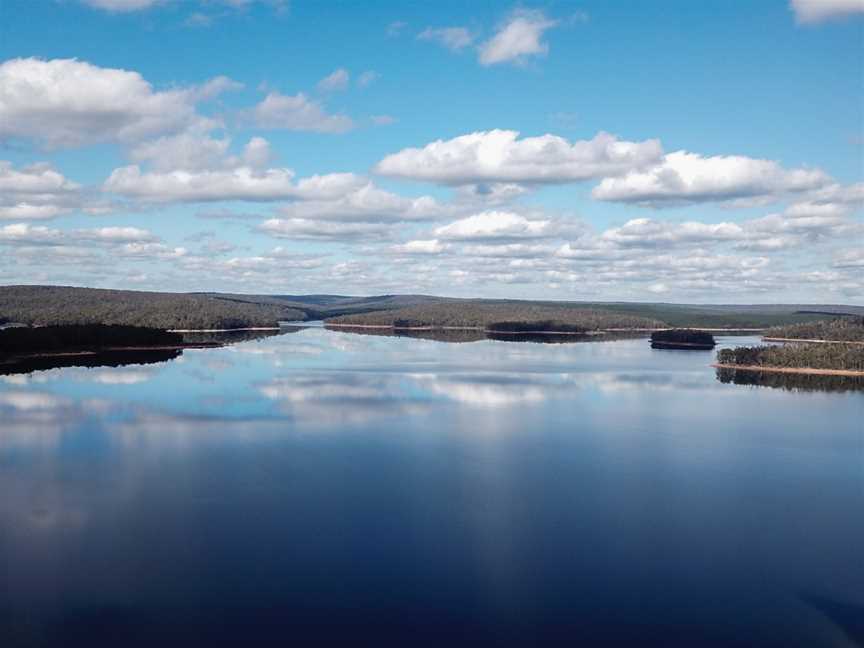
[0,0,862,303]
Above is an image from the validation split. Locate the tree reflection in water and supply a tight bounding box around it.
[716,367,864,393]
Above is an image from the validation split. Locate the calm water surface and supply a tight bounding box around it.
[1,330,862,647]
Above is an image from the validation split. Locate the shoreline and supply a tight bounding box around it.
[168,327,282,333]
[0,343,224,364]
[761,337,864,345]
[324,323,764,334]
[712,363,864,377]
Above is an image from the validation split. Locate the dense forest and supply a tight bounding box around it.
[716,343,864,372]
[0,286,304,329]
[326,303,666,332]
[0,324,183,355]
[765,317,864,342]
[3,284,862,331]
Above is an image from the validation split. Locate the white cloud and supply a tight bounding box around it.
[454,182,530,205]
[461,243,553,258]
[0,224,158,247]
[80,0,289,13]
[74,227,156,243]
[602,218,745,247]
[0,204,66,221]
[803,181,864,206]
[390,239,445,255]
[317,68,350,92]
[0,161,80,195]
[434,211,553,241]
[375,130,662,185]
[592,151,832,206]
[80,0,163,11]
[129,133,273,172]
[248,91,354,133]
[0,223,63,244]
[478,9,558,66]
[258,218,390,241]
[790,0,864,24]
[597,204,859,253]
[275,183,443,222]
[104,164,364,203]
[128,131,232,172]
[0,58,237,148]
[418,27,475,51]
[834,248,864,268]
[0,161,90,220]
[117,242,187,259]
[242,136,273,168]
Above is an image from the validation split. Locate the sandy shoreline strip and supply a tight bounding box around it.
[761,337,864,345]
[712,363,864,377]
[168,327,282,333]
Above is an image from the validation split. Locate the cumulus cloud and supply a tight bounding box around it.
[834,248,864,268]
[274,183,444,222]
[128,132,273,172]
[103,164,364,203]
[128,131,232,172]
[390,239,445,255]
[73,226,156,243]
[317,68,350,92]
[0,58,237,148]
[790,0,864,24]
[248,91,354,133]
[0,223,158,247]
[0,161,93,220]
[434,211,554,241]
[241,136,273,168]
[592,150,832,206]
[258,218,390,241]
[0,223,63,245]
[461,243,553,258]
[182,251,324,275]
[0,161,79,196]
[418,27,475,51]
[602,218,746,247]
[376,130,662,185]
[598,203,859,253]
[478,9,558,66]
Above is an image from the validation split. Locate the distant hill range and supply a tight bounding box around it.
[1,284,862,330]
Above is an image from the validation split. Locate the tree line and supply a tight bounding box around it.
[326,303,666,332]
[717,343,864,372]
[0,324,183,355]
[0,286,305,330]
[765,317,864,342]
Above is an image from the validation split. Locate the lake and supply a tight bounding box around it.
[1,329,862,647]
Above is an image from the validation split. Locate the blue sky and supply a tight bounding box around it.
[0,0,862,302]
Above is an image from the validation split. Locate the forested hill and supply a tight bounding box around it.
[765,317,864,342]
[0,286,304,330]
[2,285,862,331]
[326,303,666,332]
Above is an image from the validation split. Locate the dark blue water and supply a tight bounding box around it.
[1,330,862,647]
